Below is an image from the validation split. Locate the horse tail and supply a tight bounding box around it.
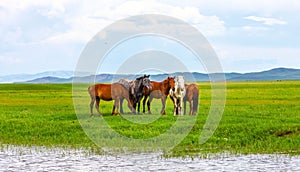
[87,85,96,98]
[87,85,91,95]
[192,87,199,114]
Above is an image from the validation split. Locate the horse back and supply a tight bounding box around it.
[111,83,129,98]
[88,83,113,101]
[146,81,170,98]
[185,84,199,100]
[189,84,199,94]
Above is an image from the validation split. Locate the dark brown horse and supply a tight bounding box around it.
[88,83,134,116]
[118,75,152,114]
[142,77,175,115]
[183,83,199,115]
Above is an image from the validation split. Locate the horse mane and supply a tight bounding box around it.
[134,78,143,91]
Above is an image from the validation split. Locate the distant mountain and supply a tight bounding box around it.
[229,68,300,81]
[0,71,74,83]
[25,76,69,83]
[0,68,299,83]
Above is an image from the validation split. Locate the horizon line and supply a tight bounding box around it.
[1,67,299,77]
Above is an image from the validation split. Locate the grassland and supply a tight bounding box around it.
[0,81,299,157]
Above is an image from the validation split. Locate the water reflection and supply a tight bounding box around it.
[0,145,299,171]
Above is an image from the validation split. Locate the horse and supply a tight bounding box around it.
[118,75,152,114]
[142,77,175,115]
[169,76,186,116]
[183,83,199,115]
[88,83,134,116]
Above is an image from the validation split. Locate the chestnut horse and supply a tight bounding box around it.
[142,77,175,115]
[88,83,134,116]
[169,76,186,116]
[183,83,199,115]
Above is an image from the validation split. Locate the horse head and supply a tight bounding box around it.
[174,76,185,95]
[141,75,152,91]
[167,77,175,91]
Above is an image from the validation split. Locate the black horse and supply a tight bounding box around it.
[119,75,152,114]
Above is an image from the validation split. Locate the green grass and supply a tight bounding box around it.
[0,81,299,157]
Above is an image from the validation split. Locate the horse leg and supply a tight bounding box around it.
[160,96,166,115]
[189,99,193,115]
[176,99,179,115]
[147,96,153,114]
[142,95,148,113]
[173,98,177,116]
[183,100,187,115]
[126,96,135,114]
[127,102,135,114]
[133,102,137,114]
[170,96,177,116]
[95,97,102,116]
[137,101,141,114]
[90,97,95,116]
[120,98,124,114]
[114,99,120,116]
[111,104,115,116]
[179,98,183,115]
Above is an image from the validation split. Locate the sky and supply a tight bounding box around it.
[0,0,300,75]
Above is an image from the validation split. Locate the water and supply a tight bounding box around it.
[0,146,299,171]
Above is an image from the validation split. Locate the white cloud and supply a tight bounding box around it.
[244,16,286,25]
[24,0,225,45]
[0,0,299,75]
[0,0,225,45]
[104,1,225,36]
[167,0,300,14]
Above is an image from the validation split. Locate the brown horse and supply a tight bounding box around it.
[88,83,134,116]
[142,77,175,115]
[183,83,199,115]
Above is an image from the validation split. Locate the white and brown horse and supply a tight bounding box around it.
[169,76,186,116]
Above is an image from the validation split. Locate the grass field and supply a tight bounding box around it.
[0,81,299,157]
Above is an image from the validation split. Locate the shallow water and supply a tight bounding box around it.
[0,146,299,171]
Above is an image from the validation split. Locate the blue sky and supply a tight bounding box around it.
[0,0,299,75]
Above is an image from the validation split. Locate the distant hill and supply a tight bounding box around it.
[0,71,74,83]
[229,68,300,81]
[25,76,69,83]
[0,68,299,83]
